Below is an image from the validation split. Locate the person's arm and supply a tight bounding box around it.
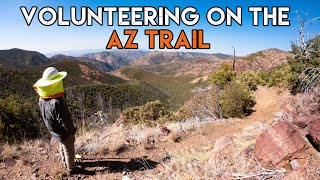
[54,98,76,134]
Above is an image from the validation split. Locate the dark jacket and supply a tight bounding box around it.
[39,97,76,141]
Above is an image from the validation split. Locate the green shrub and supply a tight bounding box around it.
[220,81,256,118]
[236,71,265,91]
[0,95,40,143]
[258,64,293,88]
[209,63,236,87]
[268,64,292,87]
[123,100,174,126]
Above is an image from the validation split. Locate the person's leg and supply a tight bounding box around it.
[60,135,76,170]
[59,142,67,168]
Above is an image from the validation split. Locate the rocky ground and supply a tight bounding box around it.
[0,86,319,179]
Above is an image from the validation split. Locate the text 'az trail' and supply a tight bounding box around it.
[106,29,210,50]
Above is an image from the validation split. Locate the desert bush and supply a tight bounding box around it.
[220,81,256,118]
[236,71,265,91]
[268,64,292,87]
[258,64,293,88]
[209,63,236,87]
[0,95,40,143]
[123,100,174,126]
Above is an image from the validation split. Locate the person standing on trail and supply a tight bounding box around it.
[33,67,79,175]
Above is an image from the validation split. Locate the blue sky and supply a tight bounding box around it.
[0,0,319,56]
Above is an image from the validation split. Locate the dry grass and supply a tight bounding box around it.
[0,140,36,159]
[0,116,270,179]
[76,125,132,156]
[75,117,207,156]
[154,122,269,179]
[156,142,216,179]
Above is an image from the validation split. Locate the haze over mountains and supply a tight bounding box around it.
[0,48,293,83]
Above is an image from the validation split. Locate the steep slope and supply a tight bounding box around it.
[0,60,126,98]
[119,67,207,108]
[0,48,51,68]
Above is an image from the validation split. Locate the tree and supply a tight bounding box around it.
[290,12,320,73]
[290,12,320,94]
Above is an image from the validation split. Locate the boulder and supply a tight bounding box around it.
[307,120,320,149]
[293,114,320,128]
[115,114,125,126]
[293,115,310,128]
[254,121,306,166]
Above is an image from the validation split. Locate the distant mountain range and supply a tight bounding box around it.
[0,48,232,72]
[0,48,294,108]
[82,50,232,69]
[0,48,293,83]
[50,54,113,72]
[82,50,149,69]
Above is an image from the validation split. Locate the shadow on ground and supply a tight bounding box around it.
[78,157,159,174]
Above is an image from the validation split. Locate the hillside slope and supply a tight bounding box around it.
[0,60,126,98]
[0,48,51,68]
[0,86,297,180]
[119,67,207,108]
[175,48,294,80]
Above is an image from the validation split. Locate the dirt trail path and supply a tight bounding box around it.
[120,86,290,161]
[164,86,290,150]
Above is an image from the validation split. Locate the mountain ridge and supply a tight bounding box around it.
[0,48,51,68]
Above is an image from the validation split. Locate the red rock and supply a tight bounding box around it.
[289,159,307,170]
[114,114,125,126]
[293,115,310,128]
[254,122,306,166]
[284,167,308,180]
[293,114,320,128]
[307,120,320,147]
[283,103,298,116]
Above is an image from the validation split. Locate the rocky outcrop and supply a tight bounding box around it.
[293,114,320,128]
[254,121,306,166]
[307,120,320,149]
